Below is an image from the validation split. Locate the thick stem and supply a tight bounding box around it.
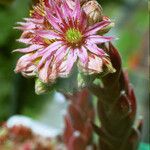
[91,43,141,150]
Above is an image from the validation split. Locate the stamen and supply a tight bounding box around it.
[65,28,83,45]
[44,39,56,45]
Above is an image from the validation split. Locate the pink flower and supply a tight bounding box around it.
[14,0,113,84]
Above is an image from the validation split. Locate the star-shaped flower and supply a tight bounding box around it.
[14,0,114,84]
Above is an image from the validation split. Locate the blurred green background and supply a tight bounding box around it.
[0,0,149,148]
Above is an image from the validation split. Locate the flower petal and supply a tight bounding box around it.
[14,54,36,77]
[87,35,113,44]
[66,49,77,73]
[36,30,61,40]
[13,44,43,53]
[45,8,62,32]
[62,0,72,18]
[23,18,44,24]
[17,38,32,44]
[38,59,51,83]
[73,0,81,20]
[77,46,88,63]
[38,41,64,68]
[78,53,103,74]
[84,20,111,36]
[85,43,106,56]
[54,45,68,63]
[15,22,36,30]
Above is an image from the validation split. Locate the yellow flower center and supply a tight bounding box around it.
[65,28,83,45]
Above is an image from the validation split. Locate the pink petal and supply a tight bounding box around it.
[38,41,64,68]
[36,30,61,40]
[38,59,51,83]
[31,36,45,45]
[39,60,59,83]
[57,60,68,77]
[66,49,77,73]
[54,45,68,63]
[77,46,88,63]
[45,8,62,32]
[84,20,111,36]
[15,22,36,30]
[23,18,44,24]
[53,2,65,21]
[21,65,36,77]
[78,53,103,74]
[66,0,75,10]
[14,54,36,75]
[85,43,106,56]
[73,0,81,20]
[19,31,33,39]
[27,49,46,62]
[13,44,43,53]
[17,38,32,44]
[79,10,87,31]
[87,35,113,44]
[61,2,74,28]
[62,1,72,18]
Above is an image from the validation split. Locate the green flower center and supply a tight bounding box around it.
[65,28,83,45]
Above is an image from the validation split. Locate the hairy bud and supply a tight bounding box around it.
[82,0,103,25]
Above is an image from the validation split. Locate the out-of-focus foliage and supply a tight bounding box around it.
[0,0,14,5]
[101,0,148,68]
[0,0,29,120]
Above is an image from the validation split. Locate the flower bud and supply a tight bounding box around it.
[35,78,49,95]
[82,0,103,25]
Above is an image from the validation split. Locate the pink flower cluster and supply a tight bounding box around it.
[14,0,113,84]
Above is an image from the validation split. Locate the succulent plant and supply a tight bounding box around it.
[11,0,142,150]
[90,43,142,150]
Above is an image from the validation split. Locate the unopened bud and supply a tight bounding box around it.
[82,0,103,25]
[35,78,49,95]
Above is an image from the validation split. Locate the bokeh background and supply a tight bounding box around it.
[0,0,149,148]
